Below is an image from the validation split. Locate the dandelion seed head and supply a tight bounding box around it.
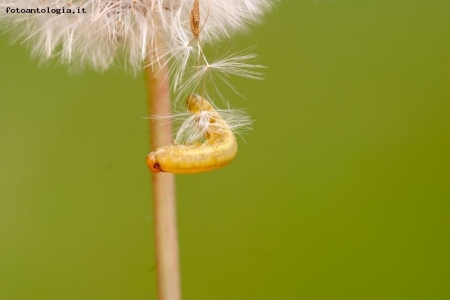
[2,0,275,144]
[0,0,275,72]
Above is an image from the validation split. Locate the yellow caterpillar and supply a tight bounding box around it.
[147,94,238,174]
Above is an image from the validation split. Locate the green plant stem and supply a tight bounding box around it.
[145,61,181,300]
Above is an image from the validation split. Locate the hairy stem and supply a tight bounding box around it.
[145,60,181,300]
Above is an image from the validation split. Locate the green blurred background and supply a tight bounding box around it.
[1,1,449,299]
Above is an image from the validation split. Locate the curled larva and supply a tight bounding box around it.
[147,94,238,174]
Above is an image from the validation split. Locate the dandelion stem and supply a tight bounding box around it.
[145,58,181,300]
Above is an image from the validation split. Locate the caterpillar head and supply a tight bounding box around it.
[147,152,161,173]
